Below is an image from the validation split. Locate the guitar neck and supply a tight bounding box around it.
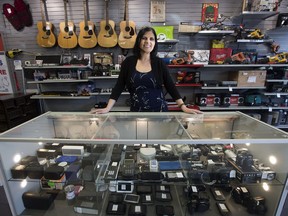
[105,0,109,26]
[83,0,88,27]
[40,0,46,26]
[64,0,69,27]
[124,0,128,26]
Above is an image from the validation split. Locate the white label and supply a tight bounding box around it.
[176,172,183,178]
[247,76,256,83]
[192,186,197,193]
[229,87,233,92]
[162,193,167,199]
[160,186,165,191]
[112,162,118,166]
[135,206,141,213]
[121,184,126,190]
[277,93,281,98]
[112,204,118,211]
[219,203,227,210]
[241,187,248,193]
[7,8,12,14]
[269,107,272,112]
[215,190,222,196]
[146,195,151,201]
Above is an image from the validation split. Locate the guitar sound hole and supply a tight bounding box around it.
[125,26,131,32]
[105,25,111,31]
[46,30,51,36]
[64,26,69,32]
[88,30,93,35]
[84,26,89,31]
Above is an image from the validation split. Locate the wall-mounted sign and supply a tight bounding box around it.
[150,0,166,22]
[201,3,219,23]
[0,53,13,93]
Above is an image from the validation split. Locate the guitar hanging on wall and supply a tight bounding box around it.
[58,0,78,49]
[118,0,136,49]
[98,0,117,48]
[36,0,56,48]
[78,0,97,48]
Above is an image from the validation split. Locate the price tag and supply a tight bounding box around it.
[146,195,151,201]
[135,206,141,212]
[277,93,281,98]
[247,76,256,83]
[215,190,222,196]
[269,107,272,112]
[112,204,118,211]
[121,184,126,190]
[229,87,233,92]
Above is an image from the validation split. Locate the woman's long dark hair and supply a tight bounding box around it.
[133,26,158,59]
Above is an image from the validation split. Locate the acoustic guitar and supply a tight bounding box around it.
[36,0,56,48]
[98,0,117,48]
[78,0,97,48]
[58,0,78,49]
[118,0,136,49]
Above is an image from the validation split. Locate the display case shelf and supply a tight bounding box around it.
[23,65,91,70]
[30,95,91,99]
[27,79,89,84]
[201,86,266,90]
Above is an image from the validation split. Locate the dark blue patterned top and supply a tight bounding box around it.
[130,70,168,112]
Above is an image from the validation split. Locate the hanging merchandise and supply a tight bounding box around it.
[2,0,32,31]
[2,3,24,31]
[13,0,33,27]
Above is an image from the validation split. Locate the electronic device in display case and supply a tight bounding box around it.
[0,111,288,216]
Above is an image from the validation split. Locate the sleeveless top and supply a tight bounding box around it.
[130,70,168,112]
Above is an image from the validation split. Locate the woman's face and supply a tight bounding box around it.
[139,30,155,54]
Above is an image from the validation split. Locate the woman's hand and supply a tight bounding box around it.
[90,107,110,114]
[181,105,203,114]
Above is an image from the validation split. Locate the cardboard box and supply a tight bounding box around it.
[178,24,201,33]
[229,70,267,87]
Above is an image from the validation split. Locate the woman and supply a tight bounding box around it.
[91,26,201,114]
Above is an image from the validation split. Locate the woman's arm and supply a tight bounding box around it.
[90,99,116,114]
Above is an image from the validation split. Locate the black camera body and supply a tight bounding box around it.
[247,196,267,215]
[236,152,254,170]
[187,186,210,214]
[231,186,251,207]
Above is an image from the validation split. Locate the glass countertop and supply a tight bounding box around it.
[0,111,287,144]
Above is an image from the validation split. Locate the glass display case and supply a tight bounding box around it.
[0,111,287,216]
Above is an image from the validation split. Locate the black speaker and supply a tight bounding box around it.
[195,94,207,106]
[276,13,288,27]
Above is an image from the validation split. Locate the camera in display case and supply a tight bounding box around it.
[0,111,288,216]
